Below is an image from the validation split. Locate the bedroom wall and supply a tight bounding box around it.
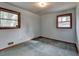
[41,8,76,43]
[0,3,40,49]
[0,2,77,50]
[76,3,79,52]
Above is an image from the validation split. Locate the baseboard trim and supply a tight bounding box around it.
[39,36,75,44]
[74,44,79,54]
[38,36,79,53]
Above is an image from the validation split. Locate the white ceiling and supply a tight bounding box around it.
[7,2,77,15]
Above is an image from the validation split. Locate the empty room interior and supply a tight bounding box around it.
[0,2,79,56]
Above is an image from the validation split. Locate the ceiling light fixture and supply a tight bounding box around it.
[38,2,48,7]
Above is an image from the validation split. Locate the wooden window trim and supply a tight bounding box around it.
[0,7,21,29]
[56,13,72,29]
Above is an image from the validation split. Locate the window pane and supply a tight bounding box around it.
[0,11,8,19]
[0,19,17,27]
[66,16,70,21]
[8,13,18,20]
[0,11,17,20]
[0,11,1,18]
[61,16,67,21]
[58,22,70,27]
[58,17,62,22]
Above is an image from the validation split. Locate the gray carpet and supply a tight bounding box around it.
[0,38,78,56]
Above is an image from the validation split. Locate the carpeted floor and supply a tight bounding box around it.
[0,38,78,56]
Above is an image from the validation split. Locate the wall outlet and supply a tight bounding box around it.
[8,42,14,45]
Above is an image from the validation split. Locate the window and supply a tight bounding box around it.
[0,7,20,29]
[56,13,72,29]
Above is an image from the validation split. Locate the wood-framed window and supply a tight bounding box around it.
[0,7,20,29]
[56,13,72,29]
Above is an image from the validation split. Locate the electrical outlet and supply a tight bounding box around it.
[8,42,14,45]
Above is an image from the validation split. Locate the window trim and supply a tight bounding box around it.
[56,13,72,29]
[0,7,21,29]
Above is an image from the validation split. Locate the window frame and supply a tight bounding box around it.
[56,13,72,29]
[0,7,21,29]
